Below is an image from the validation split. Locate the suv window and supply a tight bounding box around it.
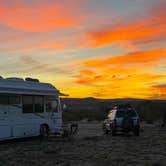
[126,110,137,117]
[116,111,125,117]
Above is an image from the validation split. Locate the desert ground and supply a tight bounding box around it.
[0,122,166,166]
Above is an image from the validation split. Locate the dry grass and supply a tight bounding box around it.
[0,122,166,166]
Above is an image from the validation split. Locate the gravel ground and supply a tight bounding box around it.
[0,122,166,166]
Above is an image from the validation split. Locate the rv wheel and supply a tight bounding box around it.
[40,124,49,138]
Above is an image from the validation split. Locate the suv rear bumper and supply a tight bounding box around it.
[114,124,140,131]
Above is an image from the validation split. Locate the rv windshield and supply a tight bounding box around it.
[52,100,58,112]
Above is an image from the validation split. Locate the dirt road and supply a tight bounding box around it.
[0,122,166,166]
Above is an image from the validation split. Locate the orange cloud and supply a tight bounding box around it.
[76,67,138,85]
[148,84,166,99]
[75,68,165,85]
[75,75,107,85]
[152,84,166,93]
[79,69,96,76]
[0,6,78,32]
[37,41,69,50]
[73,71,166,98]
[83,1,166,49]
[80,49,166,68]
[73,48,166,99]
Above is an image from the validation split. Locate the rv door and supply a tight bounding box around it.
[45,99,58,118]
[0,95,11,139]
[0,95,9,120]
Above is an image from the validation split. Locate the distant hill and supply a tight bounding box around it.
[61,98,166,122]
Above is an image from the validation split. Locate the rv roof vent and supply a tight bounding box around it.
[25,77,39,82]
[6,77,24,81]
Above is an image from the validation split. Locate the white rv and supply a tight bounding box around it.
[0,77,65,140]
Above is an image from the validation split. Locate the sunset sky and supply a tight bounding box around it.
[0,0,166,99]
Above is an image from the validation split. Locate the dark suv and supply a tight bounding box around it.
[103,104,140,136]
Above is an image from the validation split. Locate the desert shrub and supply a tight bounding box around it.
[62,98,166,122]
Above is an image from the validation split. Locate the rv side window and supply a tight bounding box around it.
[9,96,20,105]
[22,96,33,113]
[0,95,8,105]
[34,96,44,113]
[46,102,52,112]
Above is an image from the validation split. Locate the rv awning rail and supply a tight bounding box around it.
[0,78,63,96]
